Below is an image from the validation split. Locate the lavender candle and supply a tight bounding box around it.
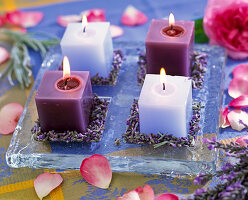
[145,14,194,76]
[35,57,93,132]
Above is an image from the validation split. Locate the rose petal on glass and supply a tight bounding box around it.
[0,103,23,135]
[81,9,106,22]
[0,46,9,64]
[228,78,248,99]
[34,173,63,200]
[117,191,140,200]
[227,109,248,131]
[220,107,230,128]
[110,25,124,38]
[121,5,148,26]
[57,15,81,27]
[5,11,43,27]
[80,154,112,189]
[229,95,248,108]
[227,49,248,60]
[118,185,154,200]
[232,63,248,80]
[155,193,179,200]
[235,135,248,147]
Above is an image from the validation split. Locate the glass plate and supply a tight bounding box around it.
[6,42,226,175]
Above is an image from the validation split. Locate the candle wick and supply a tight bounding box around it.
[171,25,173,30]
[163,83,165,90]
[64,77,70,90]
[83,26,86,33]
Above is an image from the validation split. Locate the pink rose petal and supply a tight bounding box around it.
[0,103,23,135]
[118,185,154,200]
[156,193,179,200]
[228,78,248,99]
[117,191,140,200]
[110,25,124,38]
[34,173,63,200]
[227,49,248,60]
[0,15,5,27]
[232,63,248,80]
[57,15,81,27]
[0,46,9,64]
[229,95,248,108]
[81,9,106,22]
[121,5,148,26]
[80,154,112,189]
[221,107,230,128]
[227,109,248,131]
[6,11,43,28]
[235,135,248,147]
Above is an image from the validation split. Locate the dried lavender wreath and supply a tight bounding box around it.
[121,50,208,147]
[188,137,248,200]
[90,50,124,85]
[137,50,208,88]
[32,95,109,142]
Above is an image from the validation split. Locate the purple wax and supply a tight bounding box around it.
[146,19,195,76]
[35,71,93,132]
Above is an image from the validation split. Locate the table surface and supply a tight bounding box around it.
[0,0,247,199]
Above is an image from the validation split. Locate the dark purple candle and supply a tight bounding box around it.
[35,70,93,132]
[145,16,194,76]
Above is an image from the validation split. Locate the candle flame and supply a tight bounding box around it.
[63,56,70,80]
[160,68,166,89]
[82,15,87,32]
[169,13,175,27]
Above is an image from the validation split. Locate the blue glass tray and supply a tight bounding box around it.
[6,42,226,175]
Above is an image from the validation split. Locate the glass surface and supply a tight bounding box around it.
[6,42,226,175]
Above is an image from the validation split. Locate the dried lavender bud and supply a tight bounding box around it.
[91,50,124,85]
[32,94,109,143]
[123,100,202,147]
[137,50,208,89]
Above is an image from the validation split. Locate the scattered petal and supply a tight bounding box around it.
[57,15,81,27]
[81,9,106,22]
[80,154,112,189]
[0,15,5,27]
[229,95,248,108]
[228,77,248,98]
[156,193,179,200]
[220,107,230,128]
[227,109,248,131]
[117,191,140,200]
[118,185,154,200]
[121,5,148,26]
[235,135,248,147]
[5,11,43,28]
[0,103,24,135]
[34,173,63,200]
[110,25,124,38]
[232,63,248,80]
[0,46,9,64]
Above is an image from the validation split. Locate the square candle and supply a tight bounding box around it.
[60,22,113,78]
[146,19,194,76]
[138,74,192,137]
[35,71,93,132]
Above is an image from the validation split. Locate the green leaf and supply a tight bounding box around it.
[195,18,209,44]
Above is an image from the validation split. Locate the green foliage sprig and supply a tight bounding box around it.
[0,29,59,89]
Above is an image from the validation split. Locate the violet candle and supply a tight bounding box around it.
[35,57,93,132]
[145,14,194,76]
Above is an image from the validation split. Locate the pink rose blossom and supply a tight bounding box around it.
[204,0,248,59]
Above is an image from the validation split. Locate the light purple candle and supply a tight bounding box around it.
[146,14,194,76]
[35,65,93,132]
